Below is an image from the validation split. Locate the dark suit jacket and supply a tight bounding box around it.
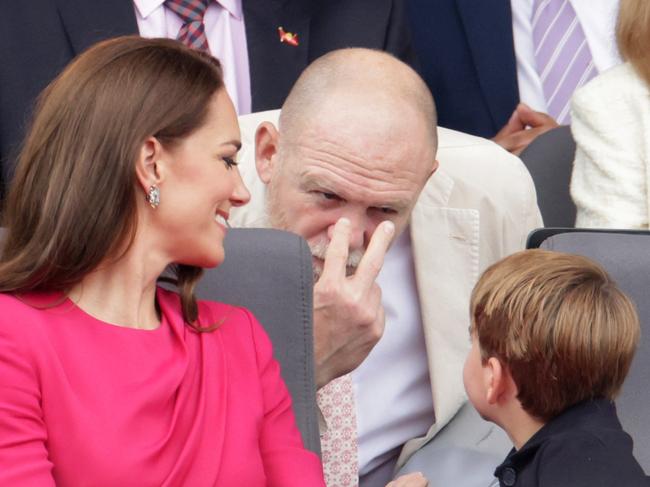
[406,0,519,138]
[0,0,415,197]
[494,399,648,486]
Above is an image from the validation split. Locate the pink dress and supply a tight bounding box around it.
[0,288,325,486]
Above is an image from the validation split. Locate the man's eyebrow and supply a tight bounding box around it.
[300,174,411,211]
[301,174,337,191]
[219,140,242,151]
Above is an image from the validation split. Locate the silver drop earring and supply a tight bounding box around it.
[147,185,160,208]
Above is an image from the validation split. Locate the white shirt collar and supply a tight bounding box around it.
[133,0,242,21]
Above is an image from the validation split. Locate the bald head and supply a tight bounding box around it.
[279,48,437,153]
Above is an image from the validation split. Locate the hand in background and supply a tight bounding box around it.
[313,218,394,388]
[386,472,429,486]
[493,103,559,155]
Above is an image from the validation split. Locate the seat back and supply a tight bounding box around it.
[519,126,577,227]
[194,228,320,455]
[0,227,321,455]
[528,228,650,472]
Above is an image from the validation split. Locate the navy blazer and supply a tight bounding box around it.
[406,0,519,138]
[0,0,415,197]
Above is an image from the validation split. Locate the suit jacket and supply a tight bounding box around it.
[494,399,648,487]
[406,0,519,138]
[231,109,542,470]
[0,0,415,197]
[570,62,650,229]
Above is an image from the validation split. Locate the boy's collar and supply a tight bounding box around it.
[493,398,618,485]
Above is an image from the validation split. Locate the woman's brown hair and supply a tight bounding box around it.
[0,36,224,330]
[617,0,650,86]
[470,249,639,422]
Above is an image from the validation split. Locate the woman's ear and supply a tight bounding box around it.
[135,137,165,193]
[255,122,280,184]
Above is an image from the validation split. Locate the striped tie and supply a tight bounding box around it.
[532,0,597,124]
[164,0,211,52]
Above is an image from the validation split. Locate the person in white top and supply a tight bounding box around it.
[570,0,650,228]
[231,48,541,486]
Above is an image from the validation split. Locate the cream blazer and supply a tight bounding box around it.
[571,62,650,228]
[231,110,542,468]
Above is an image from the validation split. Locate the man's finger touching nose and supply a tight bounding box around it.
[354,220,395,289]
[321,217,352,282]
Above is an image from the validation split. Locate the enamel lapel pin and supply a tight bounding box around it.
[278,26,299,46]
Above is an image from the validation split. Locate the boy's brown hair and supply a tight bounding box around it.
[470,249,639,421]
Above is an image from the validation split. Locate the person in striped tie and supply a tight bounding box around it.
[406,0,621,154]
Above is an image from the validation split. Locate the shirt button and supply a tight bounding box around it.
[502,467,517,486]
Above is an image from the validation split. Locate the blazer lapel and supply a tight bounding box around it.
[54,0,138,55]
[455,0,519,130]
[244,0,311,111]
[401,167,479,464]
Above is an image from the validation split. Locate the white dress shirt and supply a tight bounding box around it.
[511,0,621,113]
[352,227,434,480]
[133,0,251,115]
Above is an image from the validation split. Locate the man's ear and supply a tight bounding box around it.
[134,136,166,192]
[485,357,511,405]
[431,159,440,175]
[428,159,440,181]
[255,122,280,184]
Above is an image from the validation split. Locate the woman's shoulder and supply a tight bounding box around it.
[0,292,59,327]
[156,287,261,336]
[0,292,62,355]
[574,63,649,107]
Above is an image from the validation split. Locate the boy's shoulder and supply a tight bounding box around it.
[495,400,648,487]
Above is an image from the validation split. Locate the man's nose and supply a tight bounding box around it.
[326,214,367,251]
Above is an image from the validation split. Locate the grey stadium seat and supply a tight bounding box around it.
[519,125,577,228]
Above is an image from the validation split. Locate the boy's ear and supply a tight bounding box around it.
[485,357,513,405]
[255,122,280,185]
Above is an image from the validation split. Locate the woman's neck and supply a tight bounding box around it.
[68,237,169,330]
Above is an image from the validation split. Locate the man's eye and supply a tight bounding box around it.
[223,157,238,169]
[321,192,338,200]
[375,207,398,215]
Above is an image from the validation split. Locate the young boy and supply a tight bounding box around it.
[464,249,648,486]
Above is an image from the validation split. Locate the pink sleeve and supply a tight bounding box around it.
[0,321,56,486]
[246,310,326,487]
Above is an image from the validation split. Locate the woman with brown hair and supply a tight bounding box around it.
[570,0,650,228]
[0,36,325,486]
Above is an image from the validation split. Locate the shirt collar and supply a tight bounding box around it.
[133,0,242,20]
[133,0,165,19]
[218,0,243,20]
[493,399,617,480]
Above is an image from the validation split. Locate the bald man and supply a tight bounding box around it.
[231,49,542,486]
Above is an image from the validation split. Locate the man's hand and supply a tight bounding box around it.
[386,472,428,487]
[313,217,395,388]
[493,103,559,155]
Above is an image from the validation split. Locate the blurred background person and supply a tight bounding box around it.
[407,0,621,154]
[0,0,415,201]
[571,0,650,228]
[0,36,326,486]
